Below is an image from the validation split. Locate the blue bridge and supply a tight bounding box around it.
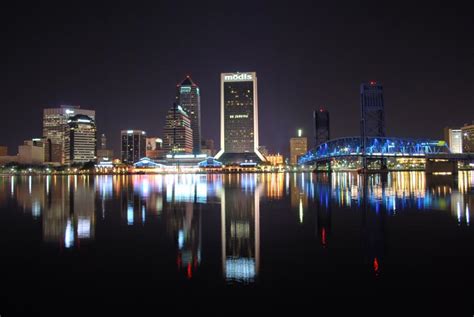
[299,136,473,173]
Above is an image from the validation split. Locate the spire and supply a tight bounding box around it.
[178,75,196,87]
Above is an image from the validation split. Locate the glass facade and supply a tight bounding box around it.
[64,115,97,164]
[360,82,385,138]
[314,108,330,147]
[43,106,95,163]
[176,77,201,154]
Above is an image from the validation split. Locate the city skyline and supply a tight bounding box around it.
[1,2,473,157]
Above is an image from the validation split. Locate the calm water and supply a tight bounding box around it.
[1,172,473,314]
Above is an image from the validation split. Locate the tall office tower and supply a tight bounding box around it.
[163,103,193,154]
[314,107,330,147]
[443,127,463,153]
[121,130,146,163]
[64,115,97,164]
[176,76,201,154]
[290,129,308,165]
[360,82,385,138]
[100,134,107,149]
[215,72,265,164]
[97,133,114,161]
[461,122,474,153]
[43,105,96,163]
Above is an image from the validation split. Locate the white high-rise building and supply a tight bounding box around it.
[215,72,265,164]
[444,127,463,153]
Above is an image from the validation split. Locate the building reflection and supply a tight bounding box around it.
[313,173,332,248]
[290,173,308,224]
[1,175,96,248]
[221,174,261,283]
[43,175,96,248]
[162,175,210,279]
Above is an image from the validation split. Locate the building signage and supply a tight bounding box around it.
[223,73,253,81]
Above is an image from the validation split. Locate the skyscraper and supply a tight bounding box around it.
[176,76,201,154]
[121,130,146,163]
[100,134,107,149]
[97,133,114,162]
[461,122,474,153]
[360,82,385,138]
[290,129,307,165]
[163,103,193,154]
[43,105,95,163]
[314,107,330,147]
[215,72,265,164]
[64,115,97,164]
[444,127,463,153]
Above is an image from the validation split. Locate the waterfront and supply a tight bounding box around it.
[0,172,473,314]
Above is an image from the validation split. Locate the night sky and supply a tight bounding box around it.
[2,1,473,157]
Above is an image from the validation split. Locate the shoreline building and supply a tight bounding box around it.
[314,107,330,147]
[121,130,146,163]
[64,115,97,164]
[176,76,201,154]
[290,129,307,165]
[215,72,265,164]
[163,103,193,154]
[444,127,463,153]
[146,137,164,159]
[461,122,474,153]
[43,105,95,164]
[360,82,385,138]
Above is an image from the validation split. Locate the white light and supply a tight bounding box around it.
[178,230,184,250]
[299,198,303,224]
[65,109,74,114]
[65,219,74,248]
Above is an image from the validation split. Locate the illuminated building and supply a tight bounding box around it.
[145,137,164,159]
[18,139,46,164]
[266,153,284,166]
[121,130,146,163]
[163,103,193,154]
[461,122,474,153]
[0,146,7,156]
[314,107,330,146]
[64,115,97,164]
[290,129,307,165]
[215,72,266,164]
[443,128,462,154]
[97,133,114,162]
[176,76,201,154]
[43,105,95,163]
[360,82,385,138]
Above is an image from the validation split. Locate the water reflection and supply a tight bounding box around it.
[0,171,473,284]
[221,174,261,283]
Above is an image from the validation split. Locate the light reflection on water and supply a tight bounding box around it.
[0,171,473,284]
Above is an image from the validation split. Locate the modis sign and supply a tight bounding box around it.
[223,73,253,81]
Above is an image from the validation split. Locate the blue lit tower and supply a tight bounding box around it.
[360,81,385,138]
[176,76,201,154]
